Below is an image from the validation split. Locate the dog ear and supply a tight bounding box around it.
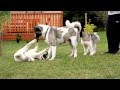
[39,26,43,31]
[33,26,43,32]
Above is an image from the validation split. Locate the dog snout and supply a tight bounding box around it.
[34,33,42,39]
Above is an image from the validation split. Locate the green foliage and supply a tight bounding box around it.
[63,11,107,29]
[16,33,22,43]
[16,33,22,40]
[0,11,10,32]
[84,21,97,34]
[0,11,10,56]
[87,11,107,28]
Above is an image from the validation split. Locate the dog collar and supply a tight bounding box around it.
[44,27,50,39]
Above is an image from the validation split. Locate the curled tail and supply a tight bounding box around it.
[93,32,100,41]
[65,20,82,31]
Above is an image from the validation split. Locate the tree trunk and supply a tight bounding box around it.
[0,35,2,56]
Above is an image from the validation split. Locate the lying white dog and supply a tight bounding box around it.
[80,30,100,55]
[14,39,49,62]
[33,20,82,60]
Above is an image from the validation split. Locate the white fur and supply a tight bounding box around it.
[49,46,56,60]
[48,27,79,60]
[38,21,81,60]
[81,32,100,56]
[14,39,49,62]
[65,20,82,31]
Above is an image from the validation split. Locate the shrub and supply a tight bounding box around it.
[16,33,22,43]
[83,22,97,34]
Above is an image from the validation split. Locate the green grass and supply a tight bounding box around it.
[0,31,120,79]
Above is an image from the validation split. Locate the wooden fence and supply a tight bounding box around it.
[3,11,63,40]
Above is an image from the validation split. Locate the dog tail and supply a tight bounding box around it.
[65,20,82,31]
[93,32,100,41]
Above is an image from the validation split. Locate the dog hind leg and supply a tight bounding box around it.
[92,44,97,55]
[68,39,74,57]
[70,38,78,58]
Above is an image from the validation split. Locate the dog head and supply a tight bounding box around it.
[33,26,43,39]
[33,24,50,39]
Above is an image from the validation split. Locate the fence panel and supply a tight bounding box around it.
[3,11,63,40]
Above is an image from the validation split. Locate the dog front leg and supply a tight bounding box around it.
[83,44,89,55]
[69,49,74,57]
[46,46,52,59]
[22,39,37,52]
[73,46,77,58]
[49,46,56,60]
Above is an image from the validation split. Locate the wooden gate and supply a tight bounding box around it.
[3,11,63,40]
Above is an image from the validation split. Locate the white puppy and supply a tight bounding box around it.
[80,30,100,55]
[14,39,49,62]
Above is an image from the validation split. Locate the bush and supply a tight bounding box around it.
[84,22,97,34]
[16,33,22,43]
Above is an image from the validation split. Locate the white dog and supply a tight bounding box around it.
[80,30,100,55]
[33,20,82,60]
[14,39,49,62]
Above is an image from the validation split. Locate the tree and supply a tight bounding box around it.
[0,11,10,56]
[87,11,107,28]
[63,11,107,29]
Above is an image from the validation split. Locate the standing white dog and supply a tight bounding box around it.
[33,20,82,60]
[80,30,100,55]
[14,39,49,62]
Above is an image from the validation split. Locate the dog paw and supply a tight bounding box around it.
[73,55,77,58]
[49,58,54,60]
[89,54,94,56]
[28,59,35,62]
[83,53,87,55]
[90,52,96,56]
[69,54,73,57]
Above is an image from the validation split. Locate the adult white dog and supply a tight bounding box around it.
[14,39,49,62]
[80,30,100,55]
[33,20,82,60]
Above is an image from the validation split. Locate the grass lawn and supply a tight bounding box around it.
[0,31,120,79]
